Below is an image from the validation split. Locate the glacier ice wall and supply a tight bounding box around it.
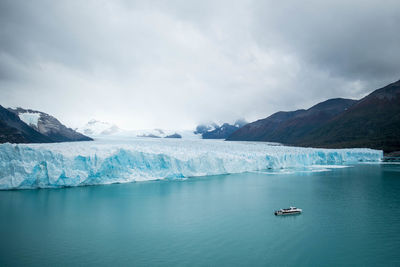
[0,138,383,190]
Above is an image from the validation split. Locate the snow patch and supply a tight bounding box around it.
[18,112,41,128]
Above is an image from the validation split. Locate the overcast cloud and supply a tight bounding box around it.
[0,0,399,130]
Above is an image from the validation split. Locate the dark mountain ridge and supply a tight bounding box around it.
[0,105,50,143]
[196,120,247,139]
[9,107,92,142]
[227,98,357,143]
[227,79,400,153]
[298,80,400,152]
[0,105,92,144]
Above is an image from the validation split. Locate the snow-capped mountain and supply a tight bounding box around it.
[78,120,200,139]
[129,129,200,139]
[193,122,219,135]
[194,120,248,139]
[10,107,92,142]
[78,120,121,136]
[0,105,49,143]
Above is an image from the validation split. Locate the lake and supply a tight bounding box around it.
[1,163,400,266]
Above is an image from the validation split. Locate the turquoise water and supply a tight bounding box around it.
[1,164,400,266]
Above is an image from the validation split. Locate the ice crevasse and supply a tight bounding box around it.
[0,139,383,189]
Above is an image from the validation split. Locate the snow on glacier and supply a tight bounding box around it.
[0,138,382,190]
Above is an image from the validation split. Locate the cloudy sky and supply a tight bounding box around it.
[0,0,399,130]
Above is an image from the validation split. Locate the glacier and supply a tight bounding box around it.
[0,138,383,190]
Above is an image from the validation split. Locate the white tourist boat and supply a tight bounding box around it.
[274,207,302,216]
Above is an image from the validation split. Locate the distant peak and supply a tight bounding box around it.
[79,119,120,136]
[88,119,102,124]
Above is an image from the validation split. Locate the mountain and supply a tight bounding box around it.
[78,120,121,136]
[196,120,248,139]
[9,108,92,142]
[227,99,357,143]
[298,80,400,152]
[137,133,162,138]
[135,129,195,139]
[0,105,51,143]
[79,122,198,139]
[227,79,400,153]
[165,133,182,138]
[194,123,219,135]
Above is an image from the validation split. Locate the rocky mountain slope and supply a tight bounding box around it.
[10,108,92,142]
[0,105,50,143]
[227,99,357,143]
[298,80,400,152]
[227,80,400,153]
[0,106,92,144]
[195,120,247,139]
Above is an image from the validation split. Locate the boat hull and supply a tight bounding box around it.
[274,211,302,216]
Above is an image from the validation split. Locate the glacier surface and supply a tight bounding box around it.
[0,138,382,190]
